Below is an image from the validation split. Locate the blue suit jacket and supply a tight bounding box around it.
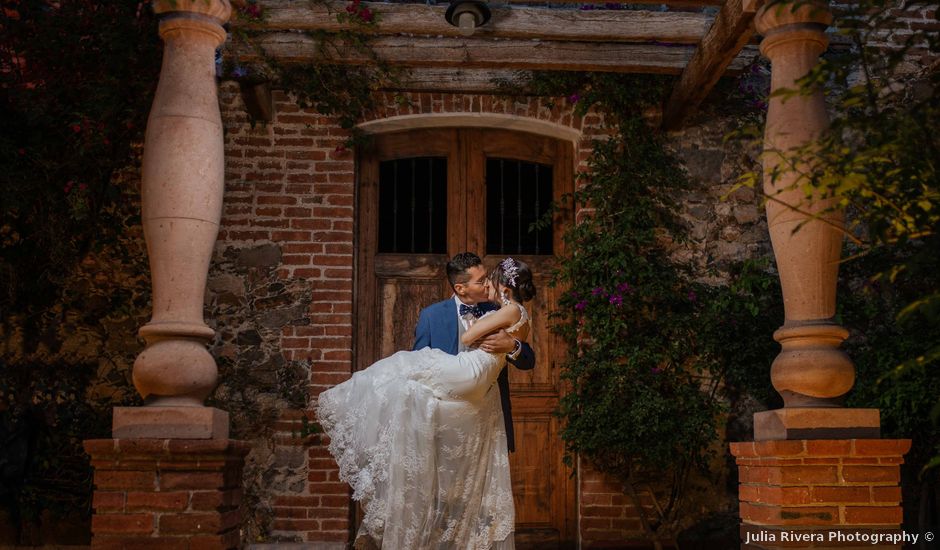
[413,298,535,452]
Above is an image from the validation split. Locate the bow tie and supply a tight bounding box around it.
[459,304,485,318]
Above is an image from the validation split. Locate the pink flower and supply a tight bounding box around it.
[616,282,632,293]
[687,290,698,303]
[591,287,606,297]
[359,7,373,21]
[574,300,587,311]
[568,93,580,104]
[608,294,622,306]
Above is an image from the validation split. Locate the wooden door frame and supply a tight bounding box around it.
[353,127,577,547]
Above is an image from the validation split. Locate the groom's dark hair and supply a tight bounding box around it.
[446,252,482,287]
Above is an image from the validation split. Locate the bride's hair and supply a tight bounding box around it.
[490,258,536,303]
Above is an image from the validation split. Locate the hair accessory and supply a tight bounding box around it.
[500,257,519,288]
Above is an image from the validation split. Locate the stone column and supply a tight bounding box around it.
[753,0,879,439]
[85,3,247,548]
[115,0,232,439]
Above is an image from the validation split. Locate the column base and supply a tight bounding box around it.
[730,439,912,550]
[113,406,229,439]
[84,438,250,550]
[754,408,880,441]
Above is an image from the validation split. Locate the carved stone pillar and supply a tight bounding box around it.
[753,0,879,439]
[115,0,232,438]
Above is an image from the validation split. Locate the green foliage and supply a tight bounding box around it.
[513,72,780,544]
[0,0,160,311]
[0,2,156,540]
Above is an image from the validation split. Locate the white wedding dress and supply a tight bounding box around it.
[316,306,528,550]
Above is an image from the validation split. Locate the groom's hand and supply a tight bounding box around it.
[476,330,517,354]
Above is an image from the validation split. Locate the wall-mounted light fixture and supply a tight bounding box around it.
[444,0,491,36]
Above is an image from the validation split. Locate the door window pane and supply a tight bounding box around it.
[378,157,447,254]
[485,158,553,255]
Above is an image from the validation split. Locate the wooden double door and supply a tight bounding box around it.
[355,128,575,547]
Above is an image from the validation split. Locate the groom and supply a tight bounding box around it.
[413,252,536,452]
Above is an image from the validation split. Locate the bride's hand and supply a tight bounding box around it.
[476,330,517,354]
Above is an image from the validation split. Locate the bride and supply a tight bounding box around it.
[316,257,535,550]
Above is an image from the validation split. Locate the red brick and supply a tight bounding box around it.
[753,440,806,456]
[273,518,320,531]
[320,495,350,507]
[274,507,309,518]
[273,495,321,507]
[308,481,348,494]
[320,519,349,530]
[93,491,126,512]
[844,506,903,525]
[841,466,899,483]
[581,516,612,530]
[94,470,156,490]
[802,457,841,464]
[810,486,871,503]
[191,488,243,510]
[743,485,812,505]
[805,440,852,455]
[92,513,155,535]
[583,506,625,518]
[160,472,226,490]
[871,486,902,503]
[853,439,911,456]
[90,536,189,550]
[126,491,189,511]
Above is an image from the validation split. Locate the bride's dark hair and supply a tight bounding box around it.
[490,258,536,303]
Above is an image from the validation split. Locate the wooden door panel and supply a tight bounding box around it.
[511,415,555,524]
[376,278,444,358]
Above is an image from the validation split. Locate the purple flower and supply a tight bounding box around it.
[651,367,663,374]
[574,300,587,311]
[231,65,249,79]
[609,294,623,306]
[569,291,580,299]
[568,93,580,104]
[687,290,698,303]
[591,287,606,297]
[616,282,632,294]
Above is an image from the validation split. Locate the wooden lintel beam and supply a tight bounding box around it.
[499,0,723,7]
[660,0,759,130]
[239,33,756,75]
[245,0,713,44]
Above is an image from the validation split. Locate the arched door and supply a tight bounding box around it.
[356,127,575,547]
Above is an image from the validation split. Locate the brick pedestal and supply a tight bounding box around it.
[83,439,250,550]
[730,439,912,549]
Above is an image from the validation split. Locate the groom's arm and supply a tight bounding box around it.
[478,331,536,371]
[413,309,431,351]
[508,342,535,371]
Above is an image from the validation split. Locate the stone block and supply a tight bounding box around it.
[113,406,229,439]
[754,408,880,441]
